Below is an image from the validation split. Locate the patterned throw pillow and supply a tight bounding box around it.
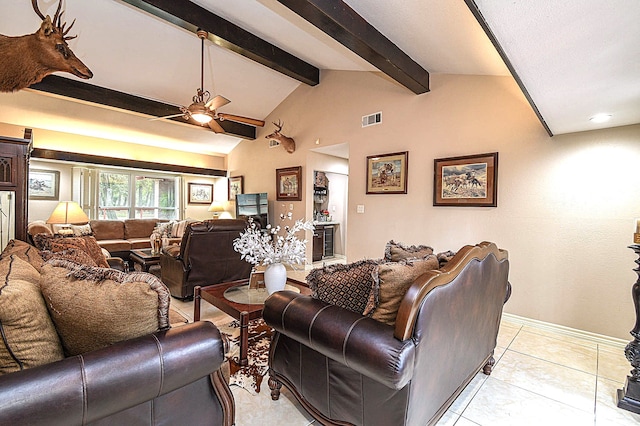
[384,240,434,262]
[40,248,99,267]
[0,256,65,374]
[70,224,93,237]
[171,220,191,239]
[371,256,440,327]
[33,235,109,268]
[436,250,457,268]
[40,260,171,356]
[307,260,379,316]
[154,221,174,237]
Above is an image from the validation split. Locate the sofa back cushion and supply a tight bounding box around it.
[40,260,170,356]
[372,256,440,326]
[307,260,379,316]
[384,240,434,262]
[124,218,163,240]
[0,256,64,374]
[90,220,125,241]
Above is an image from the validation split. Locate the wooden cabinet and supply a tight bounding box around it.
[0,130,32,244]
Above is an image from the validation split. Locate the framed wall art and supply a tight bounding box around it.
[276,166,302,201]
[188,183,213,204]
[366,151,408,194]
[28,169,60,200]
[433,152,498,207]
[228,176,244,201]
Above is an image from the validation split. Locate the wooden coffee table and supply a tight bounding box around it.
[194,278,310,366]
[129,248,160,272]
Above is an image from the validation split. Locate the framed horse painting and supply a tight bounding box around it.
[366,151,408,194]
[433,152,498,207]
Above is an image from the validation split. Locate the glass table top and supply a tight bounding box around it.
[224,283,301,305]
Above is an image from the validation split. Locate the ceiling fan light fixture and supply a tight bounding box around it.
[188,103,213,124]
[589,113,612,123]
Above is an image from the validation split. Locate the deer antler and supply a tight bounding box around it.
[272,120,283,132]
[31,0,46,20]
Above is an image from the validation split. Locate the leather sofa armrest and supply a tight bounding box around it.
[107,257,126,271]
[264,291,416,390]
[0,321,226,425]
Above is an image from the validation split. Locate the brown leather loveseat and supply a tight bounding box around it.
[0,321,234,426]
[160,219,252,299]
[264,241,511,426]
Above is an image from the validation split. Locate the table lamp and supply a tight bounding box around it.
[208,201,225,219]
[46,201,89,235]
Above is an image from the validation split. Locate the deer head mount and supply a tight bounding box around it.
[265,120,296,154]
[0,0,93,93]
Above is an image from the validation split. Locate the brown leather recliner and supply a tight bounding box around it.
[160,219,252,299]
[0,321,234,426]
[263,242,511,426]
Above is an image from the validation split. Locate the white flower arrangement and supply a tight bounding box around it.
[233,212,315,267]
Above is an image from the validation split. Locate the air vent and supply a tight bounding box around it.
[362,112,382,127]
[268,139,281,148]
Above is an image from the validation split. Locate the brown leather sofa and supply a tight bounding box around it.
[90,218,181,259]
[0,321,234,426]
[263,242,511,426]
[160,219,252,299]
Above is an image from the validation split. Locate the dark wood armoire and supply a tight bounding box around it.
[0,129,32,244]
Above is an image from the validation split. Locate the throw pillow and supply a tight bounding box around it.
[371,255,440,327]
[70,223,93,237]
[0,239,44,272]
[0,256,65,374]
[384,240,434,262]
[171,220,191,239]
[40,248,99,267]
[307,260,379,316]
[33,235,109,268]
[154,221,174,237]
[27,220,53,238]
[437,250,457,268]
[40,260,170,356]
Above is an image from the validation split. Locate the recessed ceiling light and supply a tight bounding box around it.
[589,113,612,123]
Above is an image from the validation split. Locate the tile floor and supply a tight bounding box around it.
[170,262,640,426]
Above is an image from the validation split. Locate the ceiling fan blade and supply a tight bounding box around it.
[205,95,230,110]
[208,119,225,133]
[217,113,265,127]
[149,113,186,121]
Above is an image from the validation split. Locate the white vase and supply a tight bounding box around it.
[264,263,287,294]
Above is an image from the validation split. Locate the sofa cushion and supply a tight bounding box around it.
[97,239,131,253]
[124,218,161,240]
[90,220,125,241]
[371,256,440,326]
[129,238,152,250]
[40,260,171,356]
[384,240,434,262]
[0,256,65,374]
[33,235,109,268]
[307,260,379,316]
[0,239,45,272]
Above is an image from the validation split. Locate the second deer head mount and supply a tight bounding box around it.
[265,120,296,154]
[0,0,93,92]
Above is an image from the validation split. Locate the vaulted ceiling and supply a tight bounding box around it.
[0,0,637,156]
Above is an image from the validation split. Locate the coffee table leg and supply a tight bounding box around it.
[239,311,249,366]
[194,286,201,322]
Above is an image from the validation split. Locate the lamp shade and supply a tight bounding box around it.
[47,201,89,225]
[208,201,225,213]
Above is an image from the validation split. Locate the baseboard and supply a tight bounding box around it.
[502,313,629,349]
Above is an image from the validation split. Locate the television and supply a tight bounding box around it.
[235,192,269,229]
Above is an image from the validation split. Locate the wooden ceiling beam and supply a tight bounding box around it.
[30,75,257,140]
[119,0,319,86]
[275,0,430,94]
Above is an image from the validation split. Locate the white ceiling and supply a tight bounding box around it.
[0,0,637,156]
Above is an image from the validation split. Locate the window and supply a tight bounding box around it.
[98,171,178,220]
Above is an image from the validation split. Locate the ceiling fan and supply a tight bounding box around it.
[152,29,265,133]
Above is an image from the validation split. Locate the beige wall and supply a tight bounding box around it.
[229,70,640,340]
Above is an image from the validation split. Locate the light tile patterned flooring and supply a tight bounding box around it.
[171,263,640,426]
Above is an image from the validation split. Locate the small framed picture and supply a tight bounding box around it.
[188,183,213,204]
[433,152,498,207]
[366,151,408,194]
[29,169,60,200]
[276,166,302,201]
[249,271,265,289]
[228,176,244,201]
